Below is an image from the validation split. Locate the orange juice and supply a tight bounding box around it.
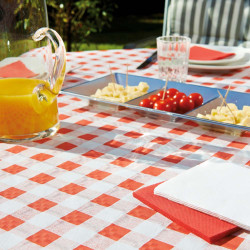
[0,78,59,139]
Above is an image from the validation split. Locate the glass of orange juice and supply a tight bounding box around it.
[0,0,66,142]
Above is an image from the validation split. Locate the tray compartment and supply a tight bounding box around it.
[128,86,218,108]
[63,73,165,98]
[188,97,250,135]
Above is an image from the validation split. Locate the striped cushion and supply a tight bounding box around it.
[163,0,250,47]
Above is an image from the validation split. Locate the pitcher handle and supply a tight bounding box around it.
[32,27,66,95]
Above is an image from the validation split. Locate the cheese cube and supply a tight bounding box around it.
[138,82,149,92]
[243,106,250,114]
[227,103,238,111]
[239,116,250,126]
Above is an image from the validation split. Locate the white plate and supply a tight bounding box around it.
[188,45,250,71]
[189,45,245,65]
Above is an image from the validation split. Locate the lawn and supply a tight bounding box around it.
[73,14,163,51]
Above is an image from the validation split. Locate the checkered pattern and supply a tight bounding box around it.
[0,48,249,249]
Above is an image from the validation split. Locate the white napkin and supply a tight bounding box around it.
[154,158,250,231]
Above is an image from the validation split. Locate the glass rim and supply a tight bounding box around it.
[157,35,191,42]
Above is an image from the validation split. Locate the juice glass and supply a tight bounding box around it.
[157,36,191,82]
[0,0,66,142]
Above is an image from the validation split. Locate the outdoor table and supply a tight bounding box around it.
[0,48,250,249]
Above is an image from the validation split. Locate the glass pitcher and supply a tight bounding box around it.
[0,0,66,142]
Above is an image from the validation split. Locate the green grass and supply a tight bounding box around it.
[73,43,123,51]
[73,14,163,51]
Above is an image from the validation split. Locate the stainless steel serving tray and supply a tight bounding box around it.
[61,73,250,135]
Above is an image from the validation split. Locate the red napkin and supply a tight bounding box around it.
[0,61,37,78]
[133,182,240,243]
[189,46,235,61]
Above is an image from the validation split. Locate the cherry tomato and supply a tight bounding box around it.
[157,90,167,99]
[164,103,173,112]
[148,94,161,103]
[173,92,186,112]
[173,92,186,103]
[153,98,177,112]
[188,93,203,108]
[139,98,154,108]
[153,100,168,111]
[179,96,195,113]
[167,98,178,113]
[166,88,179,98]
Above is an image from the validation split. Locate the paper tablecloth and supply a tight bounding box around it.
[0,48,250,250]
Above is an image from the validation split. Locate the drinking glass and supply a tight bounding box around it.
[157,36,191,82]
[0,0,66,142]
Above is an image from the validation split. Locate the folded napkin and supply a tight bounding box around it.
[133,183,239,243]
[0,60,37,78]
[154,158,250,231]
[189,46,235,61]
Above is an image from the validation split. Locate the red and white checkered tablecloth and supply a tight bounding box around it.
[0,48,250,249]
